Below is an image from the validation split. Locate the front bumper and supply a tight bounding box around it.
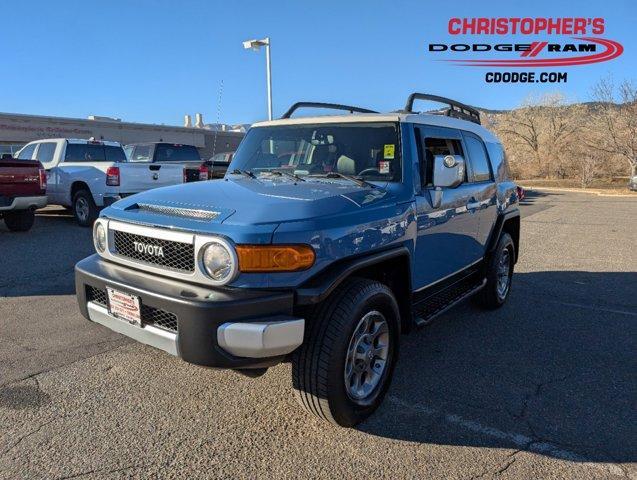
[75,255,304,369]
[0,195,47,211]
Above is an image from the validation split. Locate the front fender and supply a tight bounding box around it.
[295,246,411,305]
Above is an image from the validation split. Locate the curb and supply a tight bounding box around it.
[523,186,637,198]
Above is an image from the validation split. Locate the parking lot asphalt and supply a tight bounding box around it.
[1,190,636,480]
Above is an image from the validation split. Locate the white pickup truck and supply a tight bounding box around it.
[15,139,184,226]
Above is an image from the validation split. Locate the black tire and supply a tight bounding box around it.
[475,232,515,309]
[3,210,35,232]
[72,190,98,227]
[292,277,400,427]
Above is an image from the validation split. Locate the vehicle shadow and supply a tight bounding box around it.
[360,270,637,464]
[518,188,558,206]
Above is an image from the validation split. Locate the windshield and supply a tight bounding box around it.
[230,123,401,182]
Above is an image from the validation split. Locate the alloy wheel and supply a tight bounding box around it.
[75,197,89,222]
[496,248,511,299]
[344,310,390,402]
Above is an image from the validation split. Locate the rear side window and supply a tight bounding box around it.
[36,142,56,163]
[485,142,510,180]
[130,145,152,162]
[464,135,492,182]
[210,152,233,163]
[155,144,201,162]
[17,144,36,160]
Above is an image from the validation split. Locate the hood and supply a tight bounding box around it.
[107,176,395,229]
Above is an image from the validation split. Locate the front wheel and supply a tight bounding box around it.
[292,277,400,427]
[3,210,35,232]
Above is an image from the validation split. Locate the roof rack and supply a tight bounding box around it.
[281,102,378,119]
[402,93,481,125]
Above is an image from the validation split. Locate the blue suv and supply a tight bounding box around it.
[75,94,520,427]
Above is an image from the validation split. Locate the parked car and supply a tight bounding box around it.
[0,155,47,231]
[201,151,234,179]
[629,175,637,191]
[75,94,520,427]
[124,142,204,183]
[15,139,185,226]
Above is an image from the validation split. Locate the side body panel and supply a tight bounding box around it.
[411,125,483,290]
[484,141,519,230]
[460,131,498,249]
[56,160,113,207]
[40,140,65,205]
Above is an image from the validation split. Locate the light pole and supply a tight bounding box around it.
[243,37,273,120]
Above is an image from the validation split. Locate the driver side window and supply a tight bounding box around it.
[416,129,465,187]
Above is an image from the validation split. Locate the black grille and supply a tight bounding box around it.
[141,305,178,333]
[85,286,178,333]
[86,285,107,307]
[113,230,195,272]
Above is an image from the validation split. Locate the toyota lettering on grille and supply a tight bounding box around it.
[133,241,165,258]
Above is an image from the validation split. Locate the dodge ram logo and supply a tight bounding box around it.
[133,241,164,257]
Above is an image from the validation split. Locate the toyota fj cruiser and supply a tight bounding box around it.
[75,94,520,427]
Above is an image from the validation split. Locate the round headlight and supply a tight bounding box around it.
[93,222,107,253]
[202,239,237,284]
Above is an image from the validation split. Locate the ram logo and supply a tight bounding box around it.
[133,241,164,257]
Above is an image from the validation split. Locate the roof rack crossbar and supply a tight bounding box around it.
[403,93,481,124]
[281,102,378,119]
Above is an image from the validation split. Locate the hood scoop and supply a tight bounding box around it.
[130,202,221,221]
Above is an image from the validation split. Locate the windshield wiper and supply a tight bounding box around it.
[314,172,375,188]
[269,170,306,182]
[231,169,256,179]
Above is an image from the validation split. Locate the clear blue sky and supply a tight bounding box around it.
[1,0,634,125]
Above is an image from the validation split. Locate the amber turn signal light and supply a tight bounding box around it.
[236,245,315,272]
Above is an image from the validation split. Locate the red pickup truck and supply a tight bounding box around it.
[0,155,47,231]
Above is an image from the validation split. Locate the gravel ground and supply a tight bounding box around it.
[1,190,636,479]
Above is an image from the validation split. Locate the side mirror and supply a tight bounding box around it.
[432,154,465,188]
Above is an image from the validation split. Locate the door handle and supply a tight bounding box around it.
[467,197,481,210]
[149,165,161,171]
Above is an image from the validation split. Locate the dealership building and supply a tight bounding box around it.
[0,112,245,159]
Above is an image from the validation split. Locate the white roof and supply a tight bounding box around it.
[28,138,122,146]
[252,112,500,144]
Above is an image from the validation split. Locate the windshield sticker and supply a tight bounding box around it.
[383,144,395,159]
[379,161,390,174]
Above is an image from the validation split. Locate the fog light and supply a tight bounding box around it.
[93,222,107,253]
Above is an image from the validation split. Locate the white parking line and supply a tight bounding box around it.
[387,395,629,478]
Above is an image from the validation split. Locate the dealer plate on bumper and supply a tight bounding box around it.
[107,287,141,326]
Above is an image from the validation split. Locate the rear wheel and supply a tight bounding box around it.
[72,190,98,227]
[292,277,400,427]
[475,232,515,309]
[3,210,35,232]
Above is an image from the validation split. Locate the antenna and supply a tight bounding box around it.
[212,79,224,158]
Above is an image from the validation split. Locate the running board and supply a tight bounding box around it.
[412,277,487,328]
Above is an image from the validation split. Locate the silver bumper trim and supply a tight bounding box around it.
[0,195,47,211]
[87,302,178,356]
[217,318,305,358]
